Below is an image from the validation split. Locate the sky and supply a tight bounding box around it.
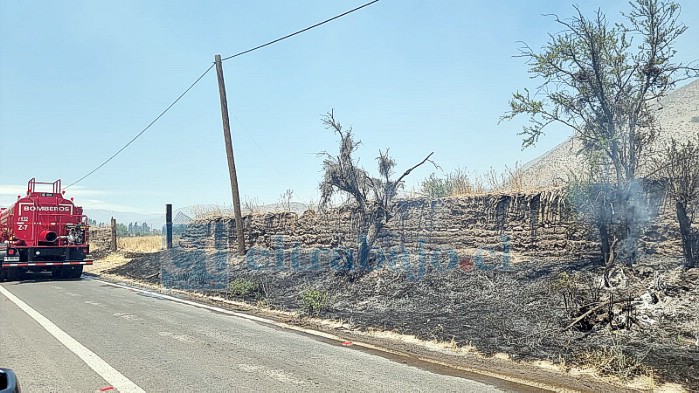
[1,0,699,216]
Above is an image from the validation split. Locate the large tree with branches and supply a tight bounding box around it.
[319,110,436,272]
[502,0,698,264]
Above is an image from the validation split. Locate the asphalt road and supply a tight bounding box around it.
[0,276,509,393]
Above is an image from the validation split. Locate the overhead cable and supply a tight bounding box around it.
[67,0,379,188]
[221,0,379,61]
[66,64,215,189]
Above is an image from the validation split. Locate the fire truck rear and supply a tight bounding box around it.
[0,179,93,280]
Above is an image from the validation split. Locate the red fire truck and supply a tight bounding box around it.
[0,179,92,280]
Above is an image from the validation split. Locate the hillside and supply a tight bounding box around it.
[520,80,699,187]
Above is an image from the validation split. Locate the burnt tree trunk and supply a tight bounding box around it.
[358,220,383,271]
[599,223,611,265]
[596,187,616,267]
[337,214,383,276]
[676,201,695,268]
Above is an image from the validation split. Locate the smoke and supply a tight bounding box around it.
[616,180,655,262]
[568,179,659,263]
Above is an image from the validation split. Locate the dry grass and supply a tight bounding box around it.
[191,204,230,220]
[86,235,162,274]
[580,344,648,382]
[419,163,546,199]
[482,162,536,194]
[117,235,162,253]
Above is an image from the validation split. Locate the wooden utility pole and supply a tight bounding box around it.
[165,204,173,250]
[214,54,246,255]
[110,217,117,252]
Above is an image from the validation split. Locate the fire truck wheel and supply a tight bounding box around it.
[52,269,63,279]
[6,268,22,281]
[69,265,83,279]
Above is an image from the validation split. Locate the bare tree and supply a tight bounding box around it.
[319,110,436,271]
[278,189,294,212]
[652,136,699,268]
[243,197,261,215]
[502,0,698,264]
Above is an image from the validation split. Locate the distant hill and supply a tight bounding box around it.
[520,80,699,187]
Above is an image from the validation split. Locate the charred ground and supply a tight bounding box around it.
[106,249,699,389]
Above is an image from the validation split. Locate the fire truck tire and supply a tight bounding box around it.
[6,268,22,281]
[69,265,83,279]
[52,269,64,279]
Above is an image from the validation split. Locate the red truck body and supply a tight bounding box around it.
[0,179,92,280]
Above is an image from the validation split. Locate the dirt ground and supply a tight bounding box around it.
[102,246,698,391]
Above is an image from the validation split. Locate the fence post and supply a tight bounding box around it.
[110,217,117,252]
[166,204,173,250]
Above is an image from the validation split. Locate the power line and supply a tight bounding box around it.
[66,64,215,189]
[67,0,379,188]
[221,0,379,61]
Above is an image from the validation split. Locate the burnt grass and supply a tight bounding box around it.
[107,251,162,283]
[107,249,699,389]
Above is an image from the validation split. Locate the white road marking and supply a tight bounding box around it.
[0,285,145,393]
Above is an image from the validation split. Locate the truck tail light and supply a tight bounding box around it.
[7,248,16,256]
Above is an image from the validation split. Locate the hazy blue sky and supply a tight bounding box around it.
[2,0,698,214]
